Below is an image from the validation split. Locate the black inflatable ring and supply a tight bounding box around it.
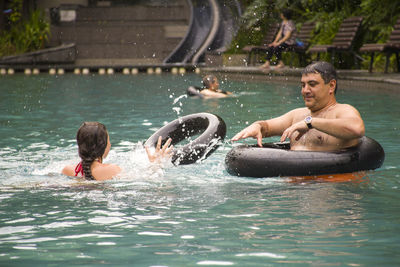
[186,86,204,98]
[225,136,385,178]
[145,113,226,165]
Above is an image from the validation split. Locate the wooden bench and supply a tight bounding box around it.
[242,23,279,65]
[309,17,363,66]
[287,21,316,66]
[242,22,315,67]
[360,18,400,73]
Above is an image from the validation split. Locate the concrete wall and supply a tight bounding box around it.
[37,0,89,9]
[46,0,189,64]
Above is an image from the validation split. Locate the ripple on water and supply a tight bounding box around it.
[0,226,35,235]
[61,234,123,239]
[13,246,37,250]
[137,232,172,236]
[0,74,399,266]
[235,252,286,259]
[41,221,85,229]
[197,261,234,266]
[88,217,126,224]
[5,218,35,224]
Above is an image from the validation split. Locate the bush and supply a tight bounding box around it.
[231,0,400,71]
[0,1,50,57]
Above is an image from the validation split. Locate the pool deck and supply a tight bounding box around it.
[1,63,399,91]
[201,66,400,92]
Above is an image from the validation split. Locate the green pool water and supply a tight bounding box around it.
[0,73,399,266]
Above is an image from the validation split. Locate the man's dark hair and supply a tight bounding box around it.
[302,61,338,94]
[281,9,292,20]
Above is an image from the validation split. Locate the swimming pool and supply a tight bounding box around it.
[0,73,399,266]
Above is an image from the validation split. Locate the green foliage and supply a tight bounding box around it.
[360,0,400,42]
[226,0,278,53]
[233,0,400,71]
[240,0,276,29]
[0,1,50,57]
[8,0,23,24]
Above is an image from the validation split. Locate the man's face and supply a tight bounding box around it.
[300,73,335,111]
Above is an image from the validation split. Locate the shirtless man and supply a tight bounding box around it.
[200,75,231,98]
[232,61,365,151]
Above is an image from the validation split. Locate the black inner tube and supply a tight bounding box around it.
[187,86,229,97]
[187,86,204,97]
[144,113,226,165]
[225,136,385,178]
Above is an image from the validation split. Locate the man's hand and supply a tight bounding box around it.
[231,122,264,147]
[280,120,309,142]
[145,136,174,163]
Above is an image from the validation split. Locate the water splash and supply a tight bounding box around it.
[172,107,181,115]
[0,141,175,188]
[172,94,187,105]
[171,94,188,116]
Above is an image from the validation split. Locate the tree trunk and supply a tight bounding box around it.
[22,0,36,20]
[0,0,5,31]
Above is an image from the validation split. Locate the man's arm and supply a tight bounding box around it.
[312,104,365,139]
[281,104,365,142]
[231,109,298,147]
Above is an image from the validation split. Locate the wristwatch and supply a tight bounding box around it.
[304,116,313,129]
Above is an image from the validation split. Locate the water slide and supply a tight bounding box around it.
[163,0,242,64]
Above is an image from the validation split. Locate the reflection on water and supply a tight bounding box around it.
[289,171,369,183]
[0,74,399,266]
[0,180,372,265]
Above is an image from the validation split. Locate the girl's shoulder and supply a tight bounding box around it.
[62,164,76,177]
[92,163,121,181]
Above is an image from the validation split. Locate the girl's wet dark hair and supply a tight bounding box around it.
[281,9,292,20]
[302,61,338,94]
[76,122,108,180]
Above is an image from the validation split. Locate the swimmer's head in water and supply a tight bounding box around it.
[202,75,218,90]
[302,61,337,94]
[76,122,108,180]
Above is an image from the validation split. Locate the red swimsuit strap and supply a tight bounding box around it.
[74,162,84,177]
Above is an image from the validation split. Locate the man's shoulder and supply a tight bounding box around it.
[337,103,355,108]
[285,107,308,122]
[289,107,308,115]
[331,103,361,118]
[335,103,359,112]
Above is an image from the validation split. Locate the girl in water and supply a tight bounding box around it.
[62,122,173,181]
